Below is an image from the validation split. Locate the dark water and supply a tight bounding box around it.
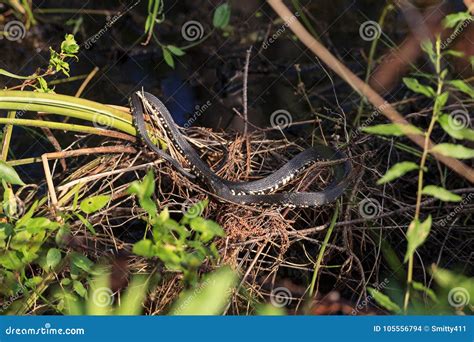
[0,0,465,183]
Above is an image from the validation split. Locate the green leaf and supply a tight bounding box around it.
[190,217,225,242]
[128,170,155,199]
[71,252,94,273]
[128,171,157,217]
[431,267,474,307]
[25,276,43,288]
[377,161,419,184]
[404,216,432,263]
[431,143,474,159]
[0,161,25,185]
[0,68,36,80]
[434,92,449,114]
[0,251,24,270]
[36,76,53,93]
[144,14,153,33]
[422,185,462,202]
[24,217,60,233]
[46,248,62,269]
[367,287,401,313]
[403,77,435,97]
[73,280,87,297]
[362,123,421,136]
[61,278,72,286]
[132,239,155,258]
[443,49,465,58]
[75,212,96,235]
[49,48,71,77]
[3,186,17,218]
[80,195,110,214]
[412,281,438,302]
[170,266,238,315]
[449,80,474,98]
[181,199,209,224]
[55,226,70,246]
[421,40,436,65]
[85,274,112,315]
[61,34,79,55]
[255,304,286,315]
[213,3,231,29]
[15,201,38,228]
[167,45,185,56]
[443,12,472,28]
[438,114,474,141]
[115,275,148,315]
[162,47,175,68]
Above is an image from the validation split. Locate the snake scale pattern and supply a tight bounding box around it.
[130,91,351,207]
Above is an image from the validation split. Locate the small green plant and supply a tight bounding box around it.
[0,163,59,295]
[61,272,149,315]
[0,34,79,92]
[170,266,237,315]
[129,170,225,285]
[363,10,474,313]
[143,1,232,68]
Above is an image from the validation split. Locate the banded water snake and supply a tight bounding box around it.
[129,91,351,207]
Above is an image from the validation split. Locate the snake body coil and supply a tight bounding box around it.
[130,91,351,207]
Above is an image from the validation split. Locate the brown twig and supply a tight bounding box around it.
[266,0,474,184]
[42,146,136,209]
